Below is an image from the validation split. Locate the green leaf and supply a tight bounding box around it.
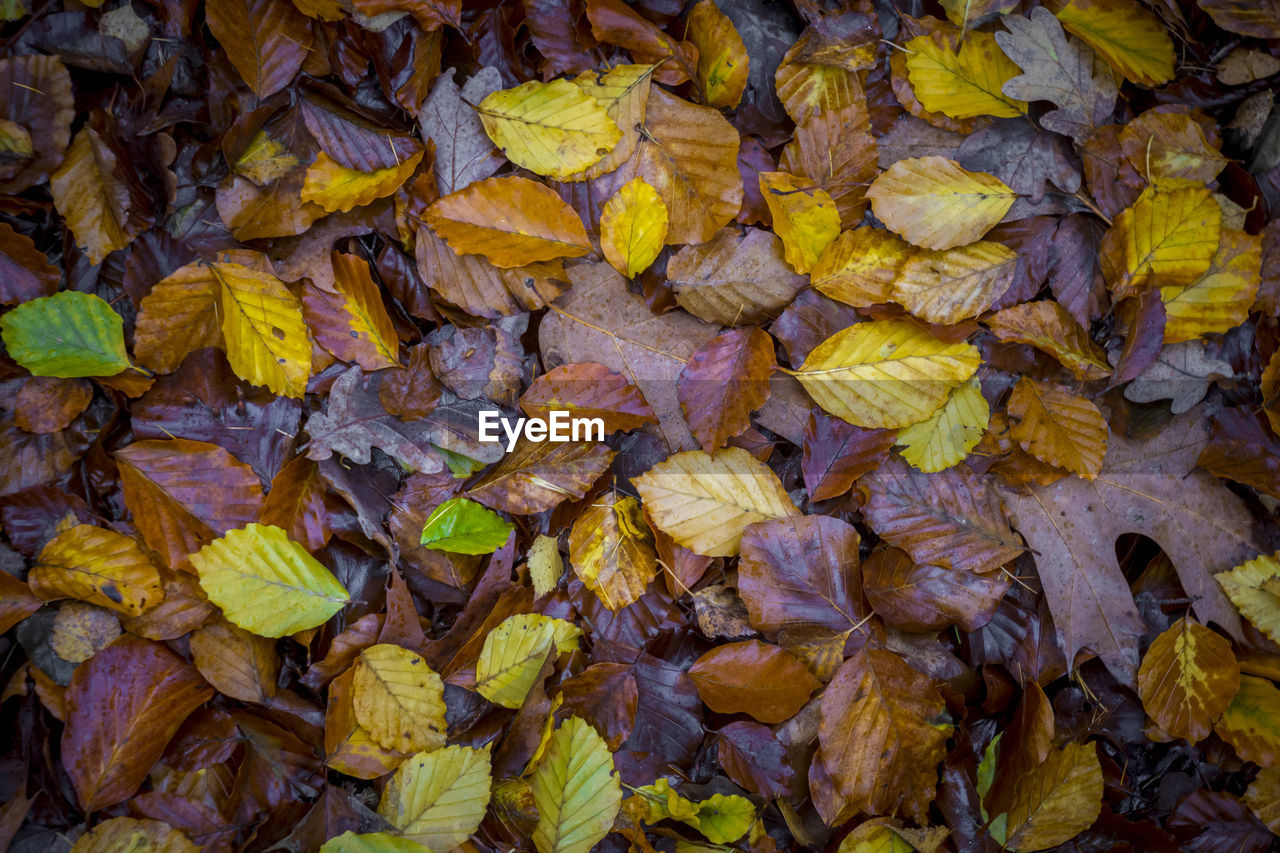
[319,832,430,853]
[0,291,132,377]
[420,497,514,555]
[692,793,755,844]
[476,614,582,709]
[531,715,622,853]
[189,523,350,637]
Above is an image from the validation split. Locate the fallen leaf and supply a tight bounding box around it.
[867,156,1017,250]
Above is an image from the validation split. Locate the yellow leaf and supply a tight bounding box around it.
[378,745,492,850]
[687,0,749,109]
[892,240,1017,324]
[866,156,1016,250]
[897,378,988,473]
[760,171,841,274]
[50,126,143,265]
[1161,229,1261,343]
[352,644,447,754]
[476,614,582,709]
[319,832,428,853]
[324,667,408,780]
[786,319,981,429]
[234,130,301,186]
[528,534,564,598]
[564,64,654,181]
[301,149,423,214]
[69,817,199,853]
[424,175,592,268]
[569,492,658,610]
[530,716,622,853]
[1215,552,1280,644]
[51,602,121,663]
[811,228,913,307]
[478,78,622,179]
[1007,378,1109,480]
[775,37,876,125]
[1215,674,1280,768]
[1001,742,1103,851]
[1056,0,1175,86]
[30,524,163,616]
[984,301,1111,381]
[600,177,668,278]
[189,523,349,637]
[216,262,312,398]
[1244,768,1280,834]
[1137,616,1240,742]
[904,29,1027,119]
[315,252,400,371]
[633,447,800,557]
[1100,182,1223,298]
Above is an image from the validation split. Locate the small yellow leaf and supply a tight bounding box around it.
[214,262,312,398]
[379,745,492,850]
[51,602,121,663]
[904,29,1027,119]
[478,78,622,179]
[600,177,668,278]
[234,130,301,186]
[1056,0,1176,86]
[30,524,163,616]
[527,534,563,598]
[189,523,349,637]
[352,644,448,755]
[897,379,988,473]
[425,175,592,268]
[1215,552,1280,644]
[1215,674,1280,767]
[786,319,981,429]
[892,240,1017,324]
[867,157,1017,250]
[569,492,658,610]
[301,149,424,213]
[1137,616,1240,742]
[687,0,750,109]
[476,614,582,709]
[1007,378,1108,480]
[760,171,841,275]
[634,447,800,557]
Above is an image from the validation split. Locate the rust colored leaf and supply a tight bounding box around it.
[520,362,657,434]
[14,377,93,434]
[62,637,213,811]
[205,0,312,98]
[469,439,615,516]
[678,327,776,452]
[863,546,1011,632]
[689,639,821,724]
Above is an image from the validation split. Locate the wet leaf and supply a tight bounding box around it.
[476,613,580,708]
[419,497,514,555]
[1137,617,1240,742]
[1,291,131,377]
[688,639,820,723]
[352,643,447,753]
[530,715,622,853]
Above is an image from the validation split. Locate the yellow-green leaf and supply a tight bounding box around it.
[1056,0,1175,86]
[300,149,424,214]
[319,832,429,853]
[760,171,841,274]
[1215,552,1280,644]
[530,715,622,853]
[633,447,800,557]
[897,378,988,473]
[1100,182,1223,299]
[1215,675,1280,767]
[904,29,1027,119]
[786,319,981,429]
[352,644,447,754]
[476,614,582,709]
[478,79,622,179]
[214,262,312,398]
[0,291,133,378]
[630,778,755,844]
[867,157,1017,250]
[1137,616,1240,742]
[189,523,349,637]
[31,524,162,617]
[600,177,668,278]
[378,745,492,850]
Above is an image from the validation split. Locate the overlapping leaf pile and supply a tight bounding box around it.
[1,0,1280,849]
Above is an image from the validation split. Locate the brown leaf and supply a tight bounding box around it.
[14,378,93,434]
[301,252,400,371]
[260,455,334,553]
[0,55,75,195]
[190,619,280,705]
[678,327,776,451]
[863,546,1011,632]
[820,648,950,822]
[555,662,637,751]
[469,439,615,515]
[0,223,59,305]
[668,227,806,326]
[414,223,566,319]
[521,362,657,434]
[62,637,213,811]
[205,0,312,98]
[688,639,821,723]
